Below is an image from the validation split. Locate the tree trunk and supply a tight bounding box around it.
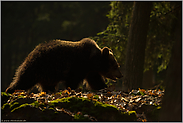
[160,3,182,121]
[123,2,152,91]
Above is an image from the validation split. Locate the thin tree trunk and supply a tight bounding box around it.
[123,2,152,91]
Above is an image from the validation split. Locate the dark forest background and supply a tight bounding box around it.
[1,1,182,121]
[2,2,111,90]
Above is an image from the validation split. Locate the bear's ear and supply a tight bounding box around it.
[102,47,109,56]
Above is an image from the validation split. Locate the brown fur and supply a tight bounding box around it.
[6,38,122,93]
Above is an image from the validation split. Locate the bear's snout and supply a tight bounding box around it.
[105,69,123,81]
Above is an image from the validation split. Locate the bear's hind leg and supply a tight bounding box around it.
[6,77,36,94]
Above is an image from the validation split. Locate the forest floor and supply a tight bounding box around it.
[1,87,164,121]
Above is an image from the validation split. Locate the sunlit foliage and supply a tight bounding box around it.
[92,1,179,74]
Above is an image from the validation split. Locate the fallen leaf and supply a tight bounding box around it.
[87,93,93,99]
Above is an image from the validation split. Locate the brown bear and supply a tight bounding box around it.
[6,38,123,93]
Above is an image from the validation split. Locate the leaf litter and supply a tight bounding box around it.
[5,87,164,121]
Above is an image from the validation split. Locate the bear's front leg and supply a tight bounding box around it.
[86,72,107,90]
[65,79,81,90]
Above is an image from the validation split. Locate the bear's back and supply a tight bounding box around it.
[34,38,99,53]
[25,38,101,74]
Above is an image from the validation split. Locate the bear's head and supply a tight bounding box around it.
[100,47,123,81]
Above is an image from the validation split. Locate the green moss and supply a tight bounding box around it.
[30,101,50,110]
[128,111,136,115]
[54,111,59,114]
[1,92,10,97]
[157,106,161,110]
[49,97,137,121]
[2,95,137,121]
[2,101,22,112]
[18,95,25,98]
[93,95,99,99]
[11,103,30,112]
[30,101,39,108]
[1,92,11,106]
[10,102,20,109]
[1,103,10,110]
[139,91,145,96]
[48,107,55,110]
